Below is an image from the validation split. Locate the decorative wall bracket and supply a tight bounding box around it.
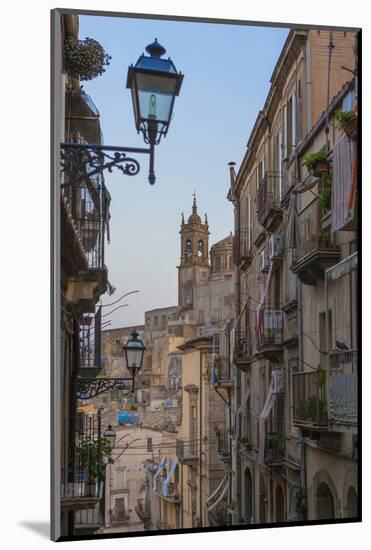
[76,377,133,399]
[60,142,156,187]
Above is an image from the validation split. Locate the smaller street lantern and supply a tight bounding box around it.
[103,424,116,453]
[126,38,183,146]
[123,330,145,391]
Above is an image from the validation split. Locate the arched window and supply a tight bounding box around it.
[275,485,285,522]
[259,476,267,523]
[185,239,192,257]
[345,486,358,518]
[316,482,335,520]
[244,468,253,524]
[198,240,204,258]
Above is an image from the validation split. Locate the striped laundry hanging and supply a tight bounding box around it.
[331,135,356,232]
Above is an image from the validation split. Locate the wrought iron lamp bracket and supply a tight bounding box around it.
[76,377,133,399]
[60,142,156,187]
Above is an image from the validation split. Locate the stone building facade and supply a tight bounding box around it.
[227,28,358,526]
[141,197,235,529]
[56,13,111,537]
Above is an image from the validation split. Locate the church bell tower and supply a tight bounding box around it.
[177,195,210,309]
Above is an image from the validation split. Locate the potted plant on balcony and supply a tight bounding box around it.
[335,110,357,141]
[64,36,112,81]
[303,150,330,177]
[77,437,111,496]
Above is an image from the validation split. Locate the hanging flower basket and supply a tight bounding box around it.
[64,36,111,81]
[335,110,357,141]
[344,116,358,141]
[312,159,330,177]
[303,150,330,178]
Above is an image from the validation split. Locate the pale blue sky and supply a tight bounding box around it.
[78,15,289,328]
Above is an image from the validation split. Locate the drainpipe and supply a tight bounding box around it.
[296,246,307,519]
[305,39,312,132]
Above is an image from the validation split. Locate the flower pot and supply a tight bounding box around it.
[344,116,357,141]
[312,160,329,177]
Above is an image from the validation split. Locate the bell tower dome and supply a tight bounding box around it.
[177,194,210,309]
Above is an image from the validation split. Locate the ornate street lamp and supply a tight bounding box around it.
[103,423,116,452]
[127,38,183,140]
[61,39,183,187]
[123,330,146,392]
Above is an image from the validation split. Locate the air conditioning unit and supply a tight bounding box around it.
[259,249,270,272]
[269,234,283,260]
[272,369,284,394]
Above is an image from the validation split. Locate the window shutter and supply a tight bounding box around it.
[283,104,287,158]
[292,92,296,147]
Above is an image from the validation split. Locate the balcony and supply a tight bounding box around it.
[62,181,108,270]
[217,430,231,463]
[176,438,198,465]
[328,350,358,432]
[257,173,283,231]
[256,307,283,359]
[233,229,252,269]
[75,506,103,533]
[293,370,328,430]
[61,413,105,512]
[291,198,340,285]
[159,481,181,504]
[264,431,285,464]
[62,179,109,311]
[213,358,234,388]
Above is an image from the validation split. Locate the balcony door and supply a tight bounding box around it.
[244,468,253,524]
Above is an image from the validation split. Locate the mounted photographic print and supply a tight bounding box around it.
[51,8,361,542]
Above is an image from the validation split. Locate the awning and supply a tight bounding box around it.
[161,459,177,497]
[65,89,103,145]
[153,456,167,490]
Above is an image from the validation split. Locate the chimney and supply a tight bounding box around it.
[228,161,236,188]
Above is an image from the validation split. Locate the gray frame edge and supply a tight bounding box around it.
[51,8,62,542]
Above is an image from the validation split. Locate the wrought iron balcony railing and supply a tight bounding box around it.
[328,349,358,427]
[217,430,231,462]
[61,413,105,509]
[292,370,328,429]
[213,358,233,386]
[233,229,252,267]
[256,307,283,349]
[75,506,104,529]
[292,197,340,285]
[159,480,181,502]
[264,431,285,463]
[61,178,109,270]
[257,172,282,229]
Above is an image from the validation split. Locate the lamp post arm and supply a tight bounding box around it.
[60,142,156,187]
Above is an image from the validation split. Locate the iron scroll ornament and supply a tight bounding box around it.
[60,142,155,187]
[76,377,133,400]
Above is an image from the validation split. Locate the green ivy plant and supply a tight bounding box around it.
[64,36,112,81]
[319,173,332,212]
[335,110,356,131]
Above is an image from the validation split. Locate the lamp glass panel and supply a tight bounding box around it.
[126,348,143,369]
[136,73,177,123]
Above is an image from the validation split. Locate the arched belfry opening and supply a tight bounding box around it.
[177,195,210,308]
